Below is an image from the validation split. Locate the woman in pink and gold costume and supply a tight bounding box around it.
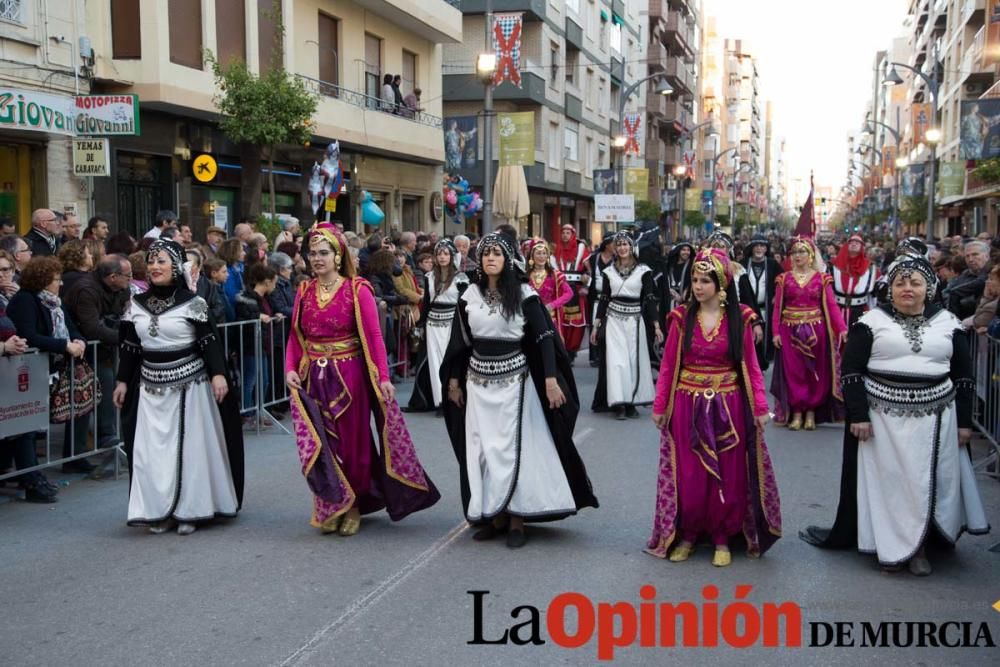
[524,238,574,337]
[285,223,439,536]
[770,236,848,431]
[648,248,781,567]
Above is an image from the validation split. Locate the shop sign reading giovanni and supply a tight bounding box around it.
[0,88,140,137]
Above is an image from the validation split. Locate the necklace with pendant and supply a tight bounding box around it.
[316,276,343,308]
[531,271,547,289]
[145,291,177,337]
[893,310,930,353]
[792,270,814,288]
[483,288,503,316]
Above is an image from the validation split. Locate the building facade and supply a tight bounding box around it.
[83,0,462,239]
[442,0,644,243]
[0,0,93,232]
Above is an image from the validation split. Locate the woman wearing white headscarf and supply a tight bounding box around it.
[802,255,990,575]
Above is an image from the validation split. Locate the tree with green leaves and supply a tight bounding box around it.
[204,0,317,224]
[635,199,661,223]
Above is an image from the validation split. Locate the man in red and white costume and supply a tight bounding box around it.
[829,234,879,328]
[551,224,591,359]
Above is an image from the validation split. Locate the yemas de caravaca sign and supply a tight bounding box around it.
[0,88,140,137]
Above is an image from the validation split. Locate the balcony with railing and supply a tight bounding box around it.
[647,43,668,72]
[665,57,693,95]
[298,75,443,129]
[962,0,986,26]
[663,10,695,61]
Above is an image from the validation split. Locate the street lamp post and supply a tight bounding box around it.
[477,2,498,235]
[614,74,673,196]
[709,147,738,231]
[673,118,719,238]
[884,47,940,240]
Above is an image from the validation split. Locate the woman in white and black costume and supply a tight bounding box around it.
[801,255,989,575]
[113,239,243,535]
[590,231,663,420]
[440,233,598,549]
[406,239,469,413]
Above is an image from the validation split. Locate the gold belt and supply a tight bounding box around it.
[306,337,363,367]
[781,306,822,325]
[678,365,738,399]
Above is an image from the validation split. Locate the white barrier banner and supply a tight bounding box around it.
[0,354,50,438]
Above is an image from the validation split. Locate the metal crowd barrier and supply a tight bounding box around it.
[1,311,417,486]
[969,330,1000,480]
[0,340,124,483]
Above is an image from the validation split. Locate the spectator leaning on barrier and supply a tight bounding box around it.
[267,252,295,319]
[204,258,233,323]
[64,254,131,451]
[217,238,246,313]
[7,256,94,474]
[235,263,281,421]
[947,241,991,320]
[189,250,226,326]
[0,249,54,501]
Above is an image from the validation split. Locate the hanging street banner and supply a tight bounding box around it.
[882,145,896,177]
[900,163,926,198]
[497,111,535,167]
[911,103,932,146]
[72,138,110,176]
[937,161,965,200]
[685,188,701,211]
[493,13,523,88]
[74,94,140,136]
[623,113,641,155]
[594,194,634,222]
[624,167,648,199]
[0,88,141,137]
[444,116,479,174]
[959,98,1000,159]
[592,169,618,195]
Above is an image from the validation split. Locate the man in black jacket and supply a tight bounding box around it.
[947,240,991,320]
[741,234,783,370]
[24,208,62,257]
[65,254,131,450]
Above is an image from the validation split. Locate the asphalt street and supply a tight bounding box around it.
[1,360,999,666]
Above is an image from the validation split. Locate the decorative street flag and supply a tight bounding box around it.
[497,111,535,166]
[493,13,523,88]
[883,145,896,176]
[682,150,697,178]
[624,167,649,199]
[912,103,932,145]
[794,172,816,238]
[623,113,641,155]
[714,169,725,192]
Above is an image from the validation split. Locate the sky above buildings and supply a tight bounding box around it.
[708,0,909,203]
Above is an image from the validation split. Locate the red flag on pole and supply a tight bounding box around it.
[794,173,815,237]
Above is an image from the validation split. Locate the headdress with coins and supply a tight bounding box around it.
[789,235,826,272]
[612,230,638,257]
[146,239,188,285]
[476,232,526,274]
[525,237,552,271]
[886,255,938,303]
[306,222,355,277]
[692,247,734,304]
[434,238,461,271]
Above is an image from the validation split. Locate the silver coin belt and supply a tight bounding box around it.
[864,375,955,417]
[468,350,527,388]
[608,300,642,320]
[427,307,456,328]
[141,354,208,395]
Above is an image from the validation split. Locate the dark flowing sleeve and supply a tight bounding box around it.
[522,295,556,378]
[416,274,431,329]
[443,296,471,382]
[841,321,873,424]
[186,298,227,378]
[950,329,974,429]
[595,270,610,322]
[641,270,659,329]
[117,321,141,383]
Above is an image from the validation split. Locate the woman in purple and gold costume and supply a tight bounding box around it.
[770,236,848,431]
[285,223,439,536]
[647,248,781,567]
[524,238,574,337]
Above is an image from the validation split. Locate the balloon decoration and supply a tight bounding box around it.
[361,190,385,226]
[308,141,344,218]
[443,174,483,224]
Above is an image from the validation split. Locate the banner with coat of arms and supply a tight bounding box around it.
[623,113,641,155]
[493,13,524,88]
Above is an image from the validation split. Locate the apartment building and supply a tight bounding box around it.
[644,0,700,209]
[83,0,461,238]
[717,39,764,227]
[442,0,644,241]
[0,0,93,231]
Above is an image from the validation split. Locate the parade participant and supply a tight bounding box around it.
[526,238,574,332]
[741,234,783,370]
[771,236,848,430]
[829,234,878,326]
[551,224,591,359]
[648,248,781,567]
[440,232,598,548]
[801,255,989,576]
[586,235,615,367]
[112,239,244,535]
[285,223,439,535]
[659,241,694,320]
[591,232,663,420]
[406,239,469,412]
[704,231,755,310]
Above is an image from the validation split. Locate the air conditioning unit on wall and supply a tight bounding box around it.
[965,83,985,95]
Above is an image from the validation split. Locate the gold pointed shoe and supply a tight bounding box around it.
[712,549,732,567]
[668,543,694,562]
[804,411,816,431]
[338,514,361,537]
[320,515,343,535]
[788,413,803,431]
